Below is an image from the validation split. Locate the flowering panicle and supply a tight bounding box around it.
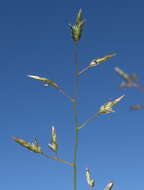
[98,95,125,114]
[85,168,95,188]
[13,137,41,153]
[69,9,85,42]
[13,9,126,190]
[48,126,58,153]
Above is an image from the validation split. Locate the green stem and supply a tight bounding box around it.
[78,112,101,130]
[40,152,74,166]
[73,42,79,190]
[58,87,75,102]
[77,66,89,76]
[73,127,79,190]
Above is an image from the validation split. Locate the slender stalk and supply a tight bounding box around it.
[73,42,79,190]
[78,112,101,130]
[40,152,74,166]
[44,84,74,102]
[58,87,75,102]
[78,66,89,76]
[73,128,79,190]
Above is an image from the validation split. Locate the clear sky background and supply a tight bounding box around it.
[0,0,144,190]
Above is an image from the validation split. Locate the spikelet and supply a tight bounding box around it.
[48,126,58,152]
[27,75,59,89]
[69,9,85,42]
[85,168,95,188]
[13,137,41,153]
[104,181,113,190]
[98,95,125,114]
[89,54,116,68]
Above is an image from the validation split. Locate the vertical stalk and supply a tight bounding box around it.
[73,41,79,190]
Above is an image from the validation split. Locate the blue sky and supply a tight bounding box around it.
[1,0,144,190]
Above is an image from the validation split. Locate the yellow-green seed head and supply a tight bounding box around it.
[27,75,59,88]
[89,54,117,68]
[13,137,41,153]
[69,9,85,42]
[48,142,58,153]
[98,95,125,114]
[86,168,95,188]
[104,182,113,190]
[48,126,58,152]
[51,126,57,143]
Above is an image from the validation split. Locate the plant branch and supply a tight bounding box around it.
[78,112,101,130]
[77,66,89,76]
[58,87,75,102]
[40,152,74,166]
